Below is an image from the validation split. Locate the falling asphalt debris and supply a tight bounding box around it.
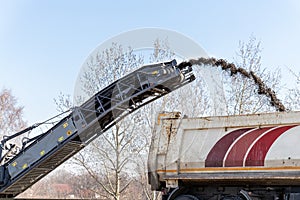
[178,57,286,112]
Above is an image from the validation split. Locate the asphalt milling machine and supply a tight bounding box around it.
[0,59,195,198]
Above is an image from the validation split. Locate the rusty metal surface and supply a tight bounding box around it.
[163,171,300,186]
[181,111,300,130]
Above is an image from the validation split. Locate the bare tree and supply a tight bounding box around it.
[0,88,26,163]
[0,88,26,137]
[72,117,146,200]
[222,36,282,114]
[78,43,143,100]
[20,169,98,199]
[285,71,300,110]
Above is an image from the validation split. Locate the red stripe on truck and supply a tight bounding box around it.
[205,128,253,167]
[224,127,273,167]
[245,125,296,166]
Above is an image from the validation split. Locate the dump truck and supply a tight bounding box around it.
[148,111,300,200]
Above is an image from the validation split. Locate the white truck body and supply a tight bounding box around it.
[148,112,300,200]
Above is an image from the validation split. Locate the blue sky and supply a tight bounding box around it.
[0,0,300,125]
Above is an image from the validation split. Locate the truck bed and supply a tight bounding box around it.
[148,111,300,190]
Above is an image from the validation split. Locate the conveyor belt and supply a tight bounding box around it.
[0,59,194,198]
[2,141,83,197]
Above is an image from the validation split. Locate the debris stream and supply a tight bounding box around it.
[178,57,285,112]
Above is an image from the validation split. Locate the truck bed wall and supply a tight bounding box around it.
[148,112,300,189]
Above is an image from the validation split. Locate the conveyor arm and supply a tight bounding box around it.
[0,59,194,198]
